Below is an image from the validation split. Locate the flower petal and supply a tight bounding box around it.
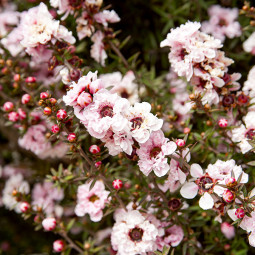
[199,192,214,210]
[190,164,203,178]
[180,182,198,199]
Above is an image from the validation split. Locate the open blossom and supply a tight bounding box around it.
[32,181,64,216]
[77,10,120,40]
[111,210,158,255]
[137,130,177,177]
[63,71,103,119]
[201,5,241,42]
[206,159,248,196]
[18,124,68,159]
[18,3,75,56]
[125,102,163,143]
[100,71,139,104]
[180,163,217,210]
[157,223,184,249]
[80,89,129,139]
[90,31,107,66]
[160,21,222,81]
[231,111,255,154]
[75,180,110,222]
[102,127,134,156]
[161,21,239,105]
[243,32,255,55]
[2,174,30,213]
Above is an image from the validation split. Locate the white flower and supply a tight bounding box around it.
[2,174,29,213]
[125,102,163,143]
[180,164,215,210]
[111,210,158,255]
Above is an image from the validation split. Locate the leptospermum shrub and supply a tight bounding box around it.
[1,0,255,254]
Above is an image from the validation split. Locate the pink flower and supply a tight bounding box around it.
[81,89,130,139]
[157,224,184,249]
[90,31,107,66]
[221,222,235,239]
[18,3,75,56]
[32,181,64,216]
[111,210,158,255]
[94,10,120,27]
[18,124,51,156]
[137,130,177,177]
[100,71,139,104]
[125,102,163,144]
[75,180,110,222]
[180,164,216,210]
[201,5,241,42]
[63,71,103,119]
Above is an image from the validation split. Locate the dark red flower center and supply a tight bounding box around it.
[246,129,255,140]
[131,117,143,130]
[129,227,144,242]
[89,194,99,202]
[168,198,182,211]
[197,175,214,192]
[100,105,114,118]
[150,147,161,158]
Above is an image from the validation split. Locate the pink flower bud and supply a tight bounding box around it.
[18,108,26,120]
[53,240,64,252]
[218,118,228,128]
[112,179,123,190]
[40,92,49,99]
[235,208,245,219]
[69,69,81,82]
[20,202,30,213]
[56,109,67,120]
[13,74,20,82]
[8,111,19,122]
[95,161,102,168]
[222,189,235,203]
[221,222,235,239]
[67,133,76,142]
[89,145,100,154]
[50,98,57,105]
[176,139,185,147]
[3,102,14,112]
[51,124,60,134]
[77,92,92,108]
[21,94,31,104]
[183,127,190,134]
[42,217,56,231]
[225,177,237,187]
[25,76,36,83]
[43,107,52,116]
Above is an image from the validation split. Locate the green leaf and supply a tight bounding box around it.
[66,218,75,232]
